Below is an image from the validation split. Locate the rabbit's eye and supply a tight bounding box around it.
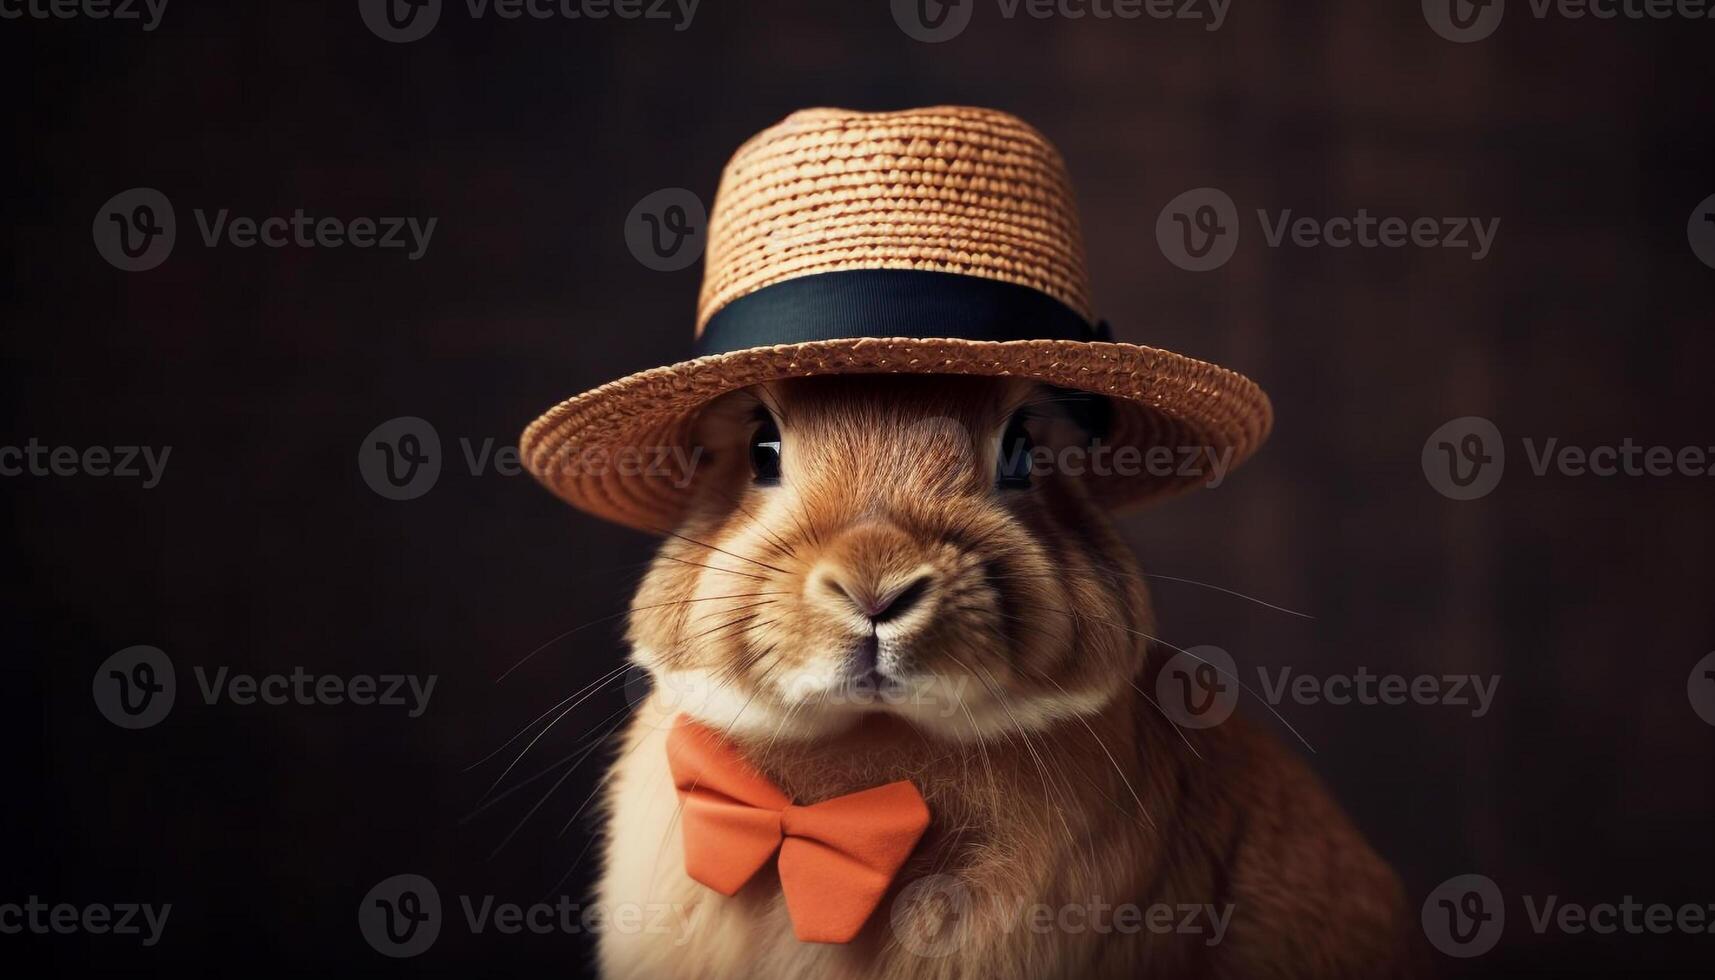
[749,417,782,485]
[997,415,1033,489]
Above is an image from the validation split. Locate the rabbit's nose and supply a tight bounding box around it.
[868,573,933,623]
[811,566,936,624]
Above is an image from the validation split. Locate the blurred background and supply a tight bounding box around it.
[5,0,1714,975]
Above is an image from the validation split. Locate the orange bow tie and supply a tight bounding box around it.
[666,717,931,943]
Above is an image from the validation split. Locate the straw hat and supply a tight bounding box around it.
[521,106,1272,531]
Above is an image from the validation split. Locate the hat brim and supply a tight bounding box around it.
[520,337,1272,532]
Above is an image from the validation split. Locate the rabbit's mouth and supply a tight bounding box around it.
[838,634,906,693]
[640,641,1121,744]
[767,662,988,737]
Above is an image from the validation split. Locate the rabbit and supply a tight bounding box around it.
[592,373,1421,979]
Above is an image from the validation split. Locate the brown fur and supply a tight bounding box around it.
[596,376,1420,978]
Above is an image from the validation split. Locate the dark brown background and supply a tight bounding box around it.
[5,0,1713,975]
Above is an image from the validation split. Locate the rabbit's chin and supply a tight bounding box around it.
[638,655,1122,744]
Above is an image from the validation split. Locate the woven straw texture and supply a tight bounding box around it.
[521,106,1273,531]
[698,106,1092,331]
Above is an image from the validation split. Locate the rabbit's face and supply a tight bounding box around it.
[627,375,1149,741]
